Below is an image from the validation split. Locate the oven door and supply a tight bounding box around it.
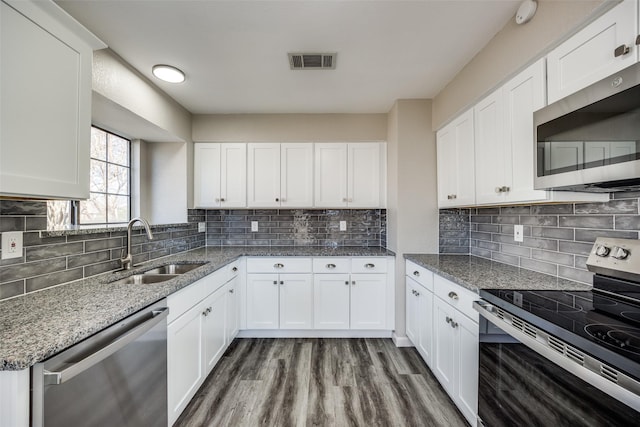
[474,301,640,427]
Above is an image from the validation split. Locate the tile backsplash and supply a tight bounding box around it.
[439,191,640,284]
[202,208,386,248]
[0,200,205,301]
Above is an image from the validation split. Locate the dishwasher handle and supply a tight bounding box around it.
[44,307,169,386]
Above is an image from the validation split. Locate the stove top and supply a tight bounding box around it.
[480,288,640,381]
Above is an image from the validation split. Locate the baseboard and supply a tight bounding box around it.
[392,332,413,347]
[237,329,394,339]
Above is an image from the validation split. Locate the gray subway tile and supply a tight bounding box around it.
[575,256,589,270]
[491,252,519,266]
[25,216,47,231]
[575,199,638,214]
[0,258,66,283]
[532,249,574,267]
[84,260,122,277]
[530,226,574,240]
[559,241,593,256]
[492,216,519,225]
[23,232,66,247]
[500,206,531,215]
[476,207,500,215]
[25,242,84,262]
[470,247,491,258]
[26,268,83,293]
[476,223,499,233]
[612,190,640,199]
[68,251,111,268]
[0,217,25,232]
[559,215,613,229]
[558,266,593,284]
[501,244,531,258]
[520,258,558,276]
[67,232,110,242]
[470,231,492,241]
[574,229,637,243]
[470,215,492,224]
[0,280,24,300]
[0,200,47,216]
[520,216,558,226]
[521,237,558,251]
[85,238,124,252]
[477,241,500,251]
[615,216,640,230]
[531,204,574,215]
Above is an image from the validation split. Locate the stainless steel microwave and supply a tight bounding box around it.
[534,61,640,192]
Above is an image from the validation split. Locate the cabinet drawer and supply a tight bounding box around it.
[351,257,387,273]
[246,257,312,273]
[313,257,350,273]
[434,274,479,323]
[167,276,207,324]
[405,260,433,292]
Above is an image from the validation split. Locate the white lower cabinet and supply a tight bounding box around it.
[432,277,479,427]
[225,275,240,344]
[246,273,313,329]
[405,276,434,367]
[314,273,351,329]
[167,267,240,425]
[350,273,387,329]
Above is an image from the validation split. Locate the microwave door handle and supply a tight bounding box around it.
[43,307,169,385]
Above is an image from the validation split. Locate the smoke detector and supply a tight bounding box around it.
[515,0,537,25]
[288,53,337,70]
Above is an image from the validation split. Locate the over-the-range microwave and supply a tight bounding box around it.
[534,61,640,192]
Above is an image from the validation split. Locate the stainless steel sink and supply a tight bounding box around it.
[110,274,179,285]
[143,263,206,275]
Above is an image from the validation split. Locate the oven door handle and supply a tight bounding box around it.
[43,307,169,386]
[473,300,640,412]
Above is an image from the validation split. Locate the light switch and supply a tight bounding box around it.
[339,221,347,231]
[251,221,259,232]
[2,231,23,260]
[198,222,206,233]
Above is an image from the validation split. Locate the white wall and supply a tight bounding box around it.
[386,99,438,339]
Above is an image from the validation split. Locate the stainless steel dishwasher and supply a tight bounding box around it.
[31,299,169,427]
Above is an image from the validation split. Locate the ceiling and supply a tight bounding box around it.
[56,0,521,115]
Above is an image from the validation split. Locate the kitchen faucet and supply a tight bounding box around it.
[121,217,154,270]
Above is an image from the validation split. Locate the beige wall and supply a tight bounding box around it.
[386,99,437,338]
[432,0,611,129]
[192,114,387,142]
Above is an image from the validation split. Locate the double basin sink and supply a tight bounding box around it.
[110,262,207,285]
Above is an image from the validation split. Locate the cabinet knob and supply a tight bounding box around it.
[448,291,459,300]
[229,289,234,293]
[274,263,284,269]
[273,280,278,285]
[326,263,336,269]
[413,271,420,277]
[415,290,420,297]
[446,316,451,324]
[365,263,375,269]
[220,198,226,202]
[447,194,457,200]
[280,281,284,285]
[614,44,630,57]
[232,266,238,272]
[345,281,350,285]
[275,198,280,202]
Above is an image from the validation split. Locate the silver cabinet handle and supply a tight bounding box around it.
[636,35,640,46]
[280,281,284,285]
[232,266,238,272]
[352,281,356,285]
[447,194,457,200]
[413,271,420,277]
[495,186,510,193]
[365,263,375,269]
[614,44,630,57]
[274,263,284,269]
[415,290,420,297]
[345,281,350,285]
[450,319,458,328]
[448,291,459,300]
[44,307,169,385]
[446,316,452,324]
[411,289,416,296]
[220,198,225,202]
[273,280,278,285]
[326,263,336,269]
[275,198,280,202]
[229,289,234,294]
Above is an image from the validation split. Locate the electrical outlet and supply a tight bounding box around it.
[251,221,259,232]
[339,221,347,231]
[514,224,524,242]
[198,222,206,233]
[2,231,23,260]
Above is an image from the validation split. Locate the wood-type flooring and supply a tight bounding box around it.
[175,338,468,427]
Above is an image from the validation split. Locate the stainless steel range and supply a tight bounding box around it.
[474,237,640,426]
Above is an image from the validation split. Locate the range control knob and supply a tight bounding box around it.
[611,247,630,260]
[595,245,611,257]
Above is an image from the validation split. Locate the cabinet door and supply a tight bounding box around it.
[405,278,420,345]
[314,273,350,329]
[350,273,386,330]
[417,287,434,368]
[247,143,281,207]
[1,1,96,199]
[167,304,204,425]
[194,143,222,208]
[433,297,456,396]
[279,274,313,329]
[246,274,279,329]
[503,58,548,203]
[474,89,506,204]
[281,143,314,208]
[547,0,638,104]
[437,110,475,207]
[314,143,348,207]
[455,312,479,426]
[220,143,247,208]
[225,277,240,344]
[348,143,381,208]
[202,287,227,373]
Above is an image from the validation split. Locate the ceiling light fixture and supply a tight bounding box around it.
[152,64,185,83]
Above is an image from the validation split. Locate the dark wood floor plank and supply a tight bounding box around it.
[178,338,468,427]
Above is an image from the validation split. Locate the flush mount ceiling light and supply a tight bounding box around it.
[152,64,185,83]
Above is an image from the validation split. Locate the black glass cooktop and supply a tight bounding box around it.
[480,288,640,381]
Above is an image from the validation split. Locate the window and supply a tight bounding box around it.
[80,127,131,225]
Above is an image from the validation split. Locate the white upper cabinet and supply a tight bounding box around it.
[474,88,505,204]
[314,142,383,208]
[0,0,105,199]
[247,143,313,208]
[547,0,638,104]
[194,143,246,208]
[436,109,475,208]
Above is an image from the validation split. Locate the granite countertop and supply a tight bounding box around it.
[0,246,394,371]
[404,254,592,293]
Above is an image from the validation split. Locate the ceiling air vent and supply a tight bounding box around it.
[288,53,337,70]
